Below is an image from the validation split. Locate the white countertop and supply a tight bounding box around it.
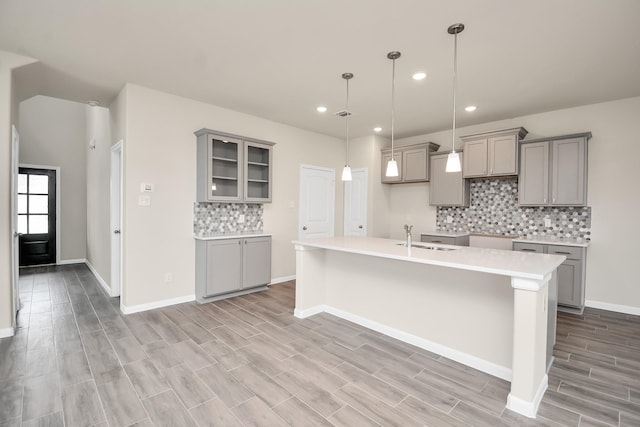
[420,230,470,237]
[195,232,271,240]
[293,236,565,281]
[512,236,590,248]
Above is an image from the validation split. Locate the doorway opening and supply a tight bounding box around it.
[17,166,58,266]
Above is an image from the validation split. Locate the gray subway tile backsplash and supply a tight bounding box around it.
[436,177,591,240]
[194,203,263,235]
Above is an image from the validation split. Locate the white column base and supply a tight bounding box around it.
[506,374,548,418]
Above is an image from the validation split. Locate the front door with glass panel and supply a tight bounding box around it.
[18,167,56,266]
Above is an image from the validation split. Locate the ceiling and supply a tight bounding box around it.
[2,0,639,139]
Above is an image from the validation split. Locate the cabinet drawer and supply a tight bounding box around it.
[513,242,545,253]
[547,245,583,260]
[421,235,456,245]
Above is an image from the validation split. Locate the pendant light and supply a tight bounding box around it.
[341,72,354,181]
[385,51,401,177]
[446,23,464,173]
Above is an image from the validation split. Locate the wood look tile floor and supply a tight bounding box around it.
[1,264,640,426]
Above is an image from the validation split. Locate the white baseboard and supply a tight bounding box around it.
[0,327,15,338]
[295,304,512,382]
[121,294,195,315]
[270,275,296,285]
[507,374,548,418]
[585,300,640,316]
[85,260,112,297]
[58,258,87,265]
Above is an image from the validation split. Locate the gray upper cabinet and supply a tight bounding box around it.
[461,127,528,178]
[519,133,590,206]
[195,129,275,203]
[381,142,440,183]
[429,151,470,207]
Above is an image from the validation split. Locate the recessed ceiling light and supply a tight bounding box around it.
[412,72,427,81]
[465,105,477,112]
[373,127,382,132]
[316,106,327,113]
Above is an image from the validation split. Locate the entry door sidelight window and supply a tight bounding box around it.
[18,173,50,234]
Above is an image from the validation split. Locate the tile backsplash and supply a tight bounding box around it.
[194,203,263,235]
[436,177,591,240]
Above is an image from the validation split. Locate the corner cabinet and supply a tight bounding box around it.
[195,235,271,303]
[195,129,275,203]
[461,127,528,178]
[513,242,587,313]
[381,142,440,183]
[429,151,470,207]
[518,132,591,206]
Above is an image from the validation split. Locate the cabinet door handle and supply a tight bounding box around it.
[238,240,241,245]
[520,248,537,252]
[358,225,363,229]
[553,198,556,203]
[302,226,307,231]
[553,251,572,255]
[543,198,547,203]
[432,240,442,243]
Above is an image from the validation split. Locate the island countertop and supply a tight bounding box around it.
[293,236,565,283]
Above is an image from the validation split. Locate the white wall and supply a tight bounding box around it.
[19,95,87,262]
[86,104,112,284]
[390,96,640,310]
[119,84,345,309]
[0,51,37,334]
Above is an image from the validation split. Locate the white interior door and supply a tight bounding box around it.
[110,141,123,297]
[10,125,20,323]
[299,165,335,240]
[344,168,367,236]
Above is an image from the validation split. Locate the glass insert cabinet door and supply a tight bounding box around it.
[18,167,57,266]
[209,136,242,200]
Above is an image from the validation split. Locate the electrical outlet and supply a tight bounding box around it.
[138,195,151,206]
[544,218,552,228]
[164,273,173,283]
[238,214,245,223]
[447,216,453,224]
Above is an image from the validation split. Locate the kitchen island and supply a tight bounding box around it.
[292,236,565,418]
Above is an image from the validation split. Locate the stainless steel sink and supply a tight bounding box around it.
[396,242,457,251]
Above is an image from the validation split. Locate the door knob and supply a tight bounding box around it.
[358,225,363,229]
[114,230,121,234]
[302,226,308,231]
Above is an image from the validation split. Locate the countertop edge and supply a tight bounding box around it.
[195,233,272,240]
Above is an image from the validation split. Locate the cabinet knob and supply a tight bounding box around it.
[302,226,307,231]
[358,225,363,229]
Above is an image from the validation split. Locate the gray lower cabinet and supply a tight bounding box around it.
[429,151,470,206]
[513,242,586,312]
[195,236,271,302]
[420,234,469,246]
[518,132,591,206]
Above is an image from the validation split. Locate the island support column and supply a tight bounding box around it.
[507,274,551,418]
[293,245,326,317]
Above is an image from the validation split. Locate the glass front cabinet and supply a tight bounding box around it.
[196,129,274,203]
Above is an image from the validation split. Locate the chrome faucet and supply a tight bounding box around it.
[404,224,413,248]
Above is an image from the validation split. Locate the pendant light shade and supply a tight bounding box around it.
[341,72,354,182]
[446,23,464,173]
[385,159,399,177]
[385,51,401,177]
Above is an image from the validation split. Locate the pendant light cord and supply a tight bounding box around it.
[346,77,350,164]
[451,29,458,154]
[391,56,396,159]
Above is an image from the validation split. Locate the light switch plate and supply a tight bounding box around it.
[140,183,154,193]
